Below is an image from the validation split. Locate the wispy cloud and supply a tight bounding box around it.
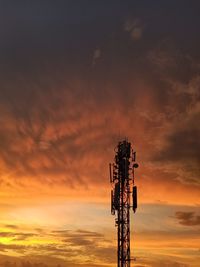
[92,48,101,67]
[175,211,200,226]
[124,18,144,41]
[0,41,200,206]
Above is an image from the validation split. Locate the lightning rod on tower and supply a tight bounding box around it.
[110,139,138,267]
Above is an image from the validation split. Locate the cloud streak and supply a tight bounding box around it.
[175,211,200,226]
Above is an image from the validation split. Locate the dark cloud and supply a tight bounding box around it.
[175,211,200,226]
[1,45,200,191]
[0,243,26,253]
[0,228,197,267]
[3,224,19,229]
[74,229,103,238]
[148,260,189,267]
[0,229,114,265]
[52,229,107,256]
[0,231,37,241]
[0,232,14,238]
[157,119,200,163]
[147,41,200,186]
[0,255,105,267]
[13,233,37,241]
[49,229,115,264]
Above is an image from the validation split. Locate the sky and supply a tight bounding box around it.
[0,1,200,266]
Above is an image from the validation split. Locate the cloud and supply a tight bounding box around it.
[0,3,200,267]
[62,230,104,247]
[0,231,37,241]
[3,224,19,229]
[0,228,114,265]
[150,261,189,267]
[146,42,200,187]
[92,48,101,67]
[0,243,26,253]
[124,18,144,40]
[175,211,200,226]
[0,224,198,266]
[0,7,199,208]
[0,254,105,267]
[0,46,200,205]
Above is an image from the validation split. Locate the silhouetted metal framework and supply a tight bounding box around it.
[110,140,138,267]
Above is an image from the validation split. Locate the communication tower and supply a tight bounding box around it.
[109,139,138,267]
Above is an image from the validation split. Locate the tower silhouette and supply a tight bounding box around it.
[110,139,138,267]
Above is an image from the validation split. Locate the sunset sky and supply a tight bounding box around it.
[0,1,200,267]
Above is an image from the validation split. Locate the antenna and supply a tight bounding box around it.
[109,139,139,267]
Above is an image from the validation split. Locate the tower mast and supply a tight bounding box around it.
[110,139,138,267]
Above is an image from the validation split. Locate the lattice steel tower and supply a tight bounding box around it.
[110,139,138,267]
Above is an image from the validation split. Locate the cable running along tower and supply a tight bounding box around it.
[110,139,138,267]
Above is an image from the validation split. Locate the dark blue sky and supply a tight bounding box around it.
[1,0,200,76]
